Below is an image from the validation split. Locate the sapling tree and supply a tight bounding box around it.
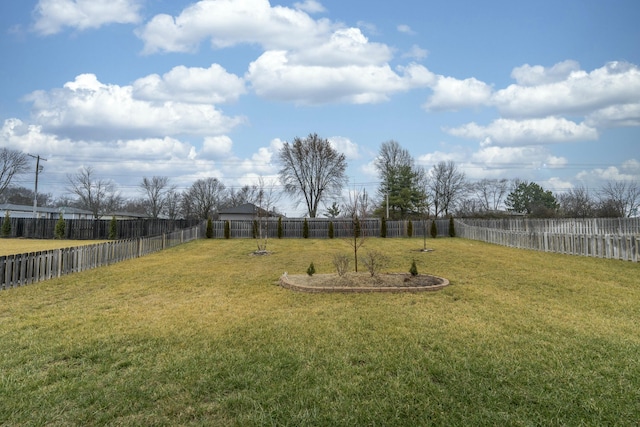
[2,212,11,237]
[343,187,370,272]
[55,214,65,239]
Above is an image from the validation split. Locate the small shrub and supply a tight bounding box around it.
[108,216,117,240]
[307,262,316,276]
[361,250,388,277]
[380,217,387,238]
[430,220,438,238]
[1,212,11,237]
[449,216,456,237]
[407,220,413,237]
[409,260,418,276]
[328,221,334,239]
[206,218,213,238]
[55,214,66,239]
[224,220,231,239]
[332,253,350,277]
[277,217,283,239]
[303,218,309,238]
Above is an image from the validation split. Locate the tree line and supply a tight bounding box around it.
[2,141,639,221]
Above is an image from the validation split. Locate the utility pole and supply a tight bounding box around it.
[28,154,47,218]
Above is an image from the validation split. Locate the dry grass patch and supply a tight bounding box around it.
[0,238,104,256]
[1,238,639,426]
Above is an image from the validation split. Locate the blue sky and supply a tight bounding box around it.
[1,0,639,215]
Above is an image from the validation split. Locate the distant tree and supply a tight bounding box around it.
[164,189,182,220]
[66,166,120,219]
[428,161,467,218]
[505,181,558,216]
[206,218,214,238]
[139,176,175,218]
[0,186,51,207]
[325,201,341,218]
[557,185,594,218]
[278,133,348,218]
[374,140,426,219]
[473,178,509,212]
[598,180,640,218]
[108,216,117,240]
[0,148,30,199]
[185,177,226,220]
[2,212,11,237]
[430,220,438,238]
[54,214,65,239]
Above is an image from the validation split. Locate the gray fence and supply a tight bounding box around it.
[456,218,640,262]
[2,218,201,240]
[1,223,205,290]
[211,218,451,239]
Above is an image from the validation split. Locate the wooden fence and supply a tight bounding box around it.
[211,218,451,239]
[2,218,201,240]
[0,223,205,291]
[456,218,640,262]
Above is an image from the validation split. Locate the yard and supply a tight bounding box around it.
[0,237,638,425]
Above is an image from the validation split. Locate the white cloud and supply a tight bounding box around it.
[329,136,359,160]
[424,76,492,111]
[447,117,598,146]
[493,61,640,118]
[137,0,335,54]
[288,28,392,66]
[585,103,640,128]
[247,51,434,104]
[402,44,429,61]
[33,0,141,35]
[201,135,233,158]
[397,24,415,35]
[293,0,326,13]
[132,64,246,104]
[25,74,245,140]
[576,165,639,182]
[510,60,580,86]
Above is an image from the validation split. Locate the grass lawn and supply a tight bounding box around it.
[0,238,105,256]
[1,237,639,426]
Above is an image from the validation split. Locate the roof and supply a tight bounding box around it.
[0,203,92,215]
[218,203,260,215]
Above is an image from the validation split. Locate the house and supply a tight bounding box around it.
[0,203,93,220]
[218,203,280,221]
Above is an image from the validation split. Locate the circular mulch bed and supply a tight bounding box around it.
[279,272,450,293]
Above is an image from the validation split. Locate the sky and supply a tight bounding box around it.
[1,0,639,216]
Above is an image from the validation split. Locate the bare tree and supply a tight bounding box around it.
[428,161,468,217]
[139,176,175,218]
[557,185,594,218]
[474,178,509,212]
[598,180,640,218]
[0,148,30,198]
[252,176,281,252]
[343,187,370,272]
[278,133,348,218]
[66,166,120,219]
[185,177,226,220]
[164,189,182,220]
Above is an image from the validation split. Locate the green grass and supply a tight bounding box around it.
[1,238,639,426]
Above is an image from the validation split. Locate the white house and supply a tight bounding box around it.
[0,203,93,220]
